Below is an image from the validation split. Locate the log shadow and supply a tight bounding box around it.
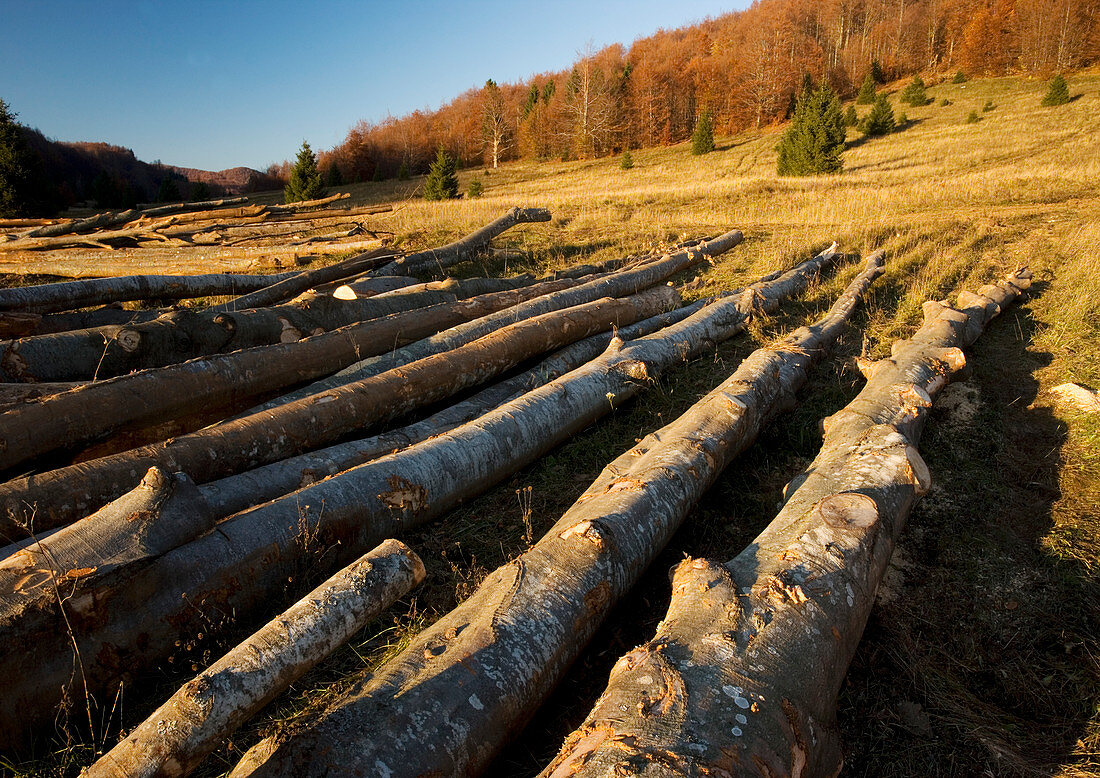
[838,286,1097,776]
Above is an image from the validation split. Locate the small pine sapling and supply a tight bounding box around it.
[953,71,967,84]
[690,111,715,155]
[284,141,325,203]
[398,161,410,180]
[859,93,895,136]
[776,83,846,176]
[856,73,877,105]
[844,105,858,127]
[423,146,459,200]
[1041,74,1070,106]
[466,178,483,198]
[620,149,634,170]
[983,100,995,112]
[900,75,930,106]
[967,110,981,124]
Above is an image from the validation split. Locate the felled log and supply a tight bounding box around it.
[22,209,142,238]
[0,381,84,410]
[262,192,350,212]
[212,247,397,311]
[536,269,1032,778]
[131,197,250,218]
[0,270,299,315]
[0,217,186,252]
[373,206,552,276]
[3,276,550,382]
[83,538,424,778]
[0,252,827,748]
[200,299,708,518]
[230,250,886,778]
[0,276,586,476]
[0,287,676,536]
[327,274,420,298]
[0,238,386,278]
[251,230,744,413]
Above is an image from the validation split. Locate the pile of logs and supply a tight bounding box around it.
[0,193,395,276]
[0,202,1030,777]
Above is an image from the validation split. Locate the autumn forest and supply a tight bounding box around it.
[293,0,1100,183]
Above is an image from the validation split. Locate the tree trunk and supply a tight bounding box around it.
[229,251,885,778]
[248,230,744,414]
[0,250,839,751]
[0,287,677,537]
[83,539,424,778]
[372,207,552,276]
[261,192,350,212]
[0,380,84,409]
[0,270,302,314]
[536,269,1032,778]
[0,238,386,278]
[327,274,421,298]
[0,276,586,476]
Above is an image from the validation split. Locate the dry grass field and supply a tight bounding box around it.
[8,73,1099,777]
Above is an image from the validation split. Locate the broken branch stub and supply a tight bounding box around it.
[84,539,424,778]
[537,268,1031,778]
[229,249,883,777]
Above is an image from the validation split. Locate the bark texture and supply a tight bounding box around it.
[0,271,298,315]
[84,539,424,778]
[0,249,827,749]
[373,207,551,276]
[537,269,1032,778]
[0,288,676,536]
[246,230,743,414]
[227,250,883,778]
[0,276,583,474]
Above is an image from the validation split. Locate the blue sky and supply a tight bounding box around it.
[1,1,748,171]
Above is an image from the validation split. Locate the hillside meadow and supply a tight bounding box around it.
[10,73,1099,777]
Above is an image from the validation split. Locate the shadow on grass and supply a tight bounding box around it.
[839,286,1098,776]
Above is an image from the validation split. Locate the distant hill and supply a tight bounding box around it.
[18,129,282,214]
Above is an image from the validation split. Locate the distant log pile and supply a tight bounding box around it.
[0,193,394,276]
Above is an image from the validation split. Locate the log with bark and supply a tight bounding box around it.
[228,250,886,777]
[0,249,840,748]
[0,275,588,475]
[371,206,551,276]
[535,269,1033,778]
[0,287,677,537]
[0,238,386,278]
[1,274,559,382]
[0,270,299,314]
[83,538,424,778]
[248,230,744,414]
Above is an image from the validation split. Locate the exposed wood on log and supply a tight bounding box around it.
[0,251,824,748]
[0,287,676,537]
[250,230,744,414]
[373,207,552,276]
[0,276,586,476]
[536,268,1032,778]
[83,539,424,778]
[0,271,299,314]
[230,250,885,777]
[327,275,420,298]
[22,209,143,239]
[0,238,385,278]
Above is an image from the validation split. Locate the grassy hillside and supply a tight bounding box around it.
[13,73,1099,777]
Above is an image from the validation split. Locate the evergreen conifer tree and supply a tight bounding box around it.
[900,75,929,106]
[776,83,846,176]
[859,93,896,136]
[691,110,715,155]
[284,141,325,203]
[620,149,634,169]
[844,105,858,126]
[466,178,483,198]
[190,181,210,202]
[398,160,410,180]
[156,174,181,203]
[952,70,967,83]
[1042,74,1070,106]
[857,73,877,105]
[0,99,36,217]
[326,163,343,187]
[423,145,459,200]
[870,59,885,84]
